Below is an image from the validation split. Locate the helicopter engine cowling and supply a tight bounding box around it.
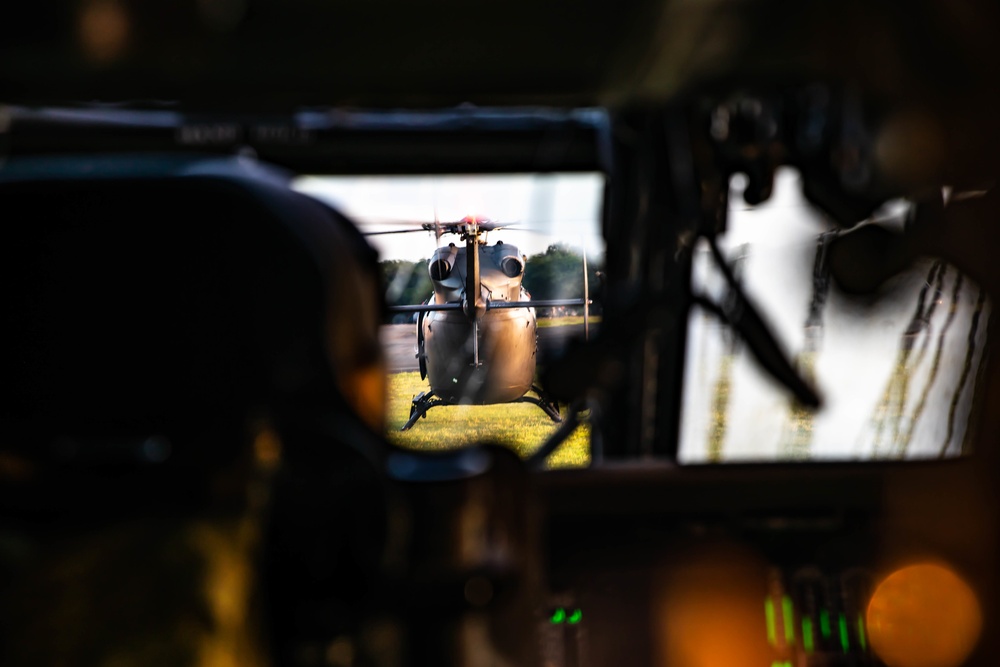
[481,242,526,302]
[428,244,458,281]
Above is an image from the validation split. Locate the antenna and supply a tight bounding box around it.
[582,234,590,341]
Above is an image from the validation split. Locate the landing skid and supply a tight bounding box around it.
[513,385,562,423]
[400,391,449,431]
[399,385,563,431]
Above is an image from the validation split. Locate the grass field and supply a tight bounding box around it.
[535,315,601,329]
[385,371,591,469]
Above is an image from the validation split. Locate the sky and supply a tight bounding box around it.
[292,172,605,262]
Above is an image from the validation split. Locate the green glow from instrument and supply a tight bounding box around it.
[803,617,815,654]
[770,662,793,667]
[838,613,849,653]
[820,609,831,638]
[765,598,777,646]
[857,614,867,651]
[782,595,795,644]
[550,608,566,624]
[568,608,583,624]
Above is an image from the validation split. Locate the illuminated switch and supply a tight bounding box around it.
[840,568,874,656]
[540,596,586,667]
[791,567,826,656]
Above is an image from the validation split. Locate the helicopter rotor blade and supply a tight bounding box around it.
[363,228,437,236]
[358,216,594,238]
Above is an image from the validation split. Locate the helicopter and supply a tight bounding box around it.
[369,215,592,430]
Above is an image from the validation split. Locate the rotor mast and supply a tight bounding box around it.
[461,218,487,366]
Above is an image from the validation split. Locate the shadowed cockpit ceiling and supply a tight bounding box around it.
[2,0,999,110]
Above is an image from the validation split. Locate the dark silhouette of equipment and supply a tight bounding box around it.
[0,156,392,666]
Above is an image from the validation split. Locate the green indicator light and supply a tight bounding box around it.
[765,599,777,646]
[838,613,849,653]
[803,617,815,654]
[550,608,566,624]
[782,595,795,644]
[568,609,583,624]
[820,610,832,638]
[857,614,867,651]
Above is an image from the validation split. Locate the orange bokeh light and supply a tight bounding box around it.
[867,563,982,667]
[78,0,130,65]
[653,545,773,667]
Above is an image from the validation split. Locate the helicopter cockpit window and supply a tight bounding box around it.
[294,173,604,468]
[678,168,990,463]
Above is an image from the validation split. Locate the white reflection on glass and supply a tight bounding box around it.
[679,169,989,463]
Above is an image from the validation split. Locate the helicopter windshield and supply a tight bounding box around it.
[294,172,605,468]
[678,169,990,463]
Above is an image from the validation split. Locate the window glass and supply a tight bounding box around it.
[679,169,989,462]
[294,173,604,468]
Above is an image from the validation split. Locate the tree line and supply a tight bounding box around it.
[380,244,602,322]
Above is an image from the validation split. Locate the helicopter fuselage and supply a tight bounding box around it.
[421,240,537,404]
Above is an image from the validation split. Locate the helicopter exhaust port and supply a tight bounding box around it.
[429,258,452,280]
[499,255,524,278]
[429,244,459,280]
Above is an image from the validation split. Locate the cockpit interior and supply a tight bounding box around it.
[2,1,1000,666]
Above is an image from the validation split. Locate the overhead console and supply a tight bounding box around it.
[1,106,607,174]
